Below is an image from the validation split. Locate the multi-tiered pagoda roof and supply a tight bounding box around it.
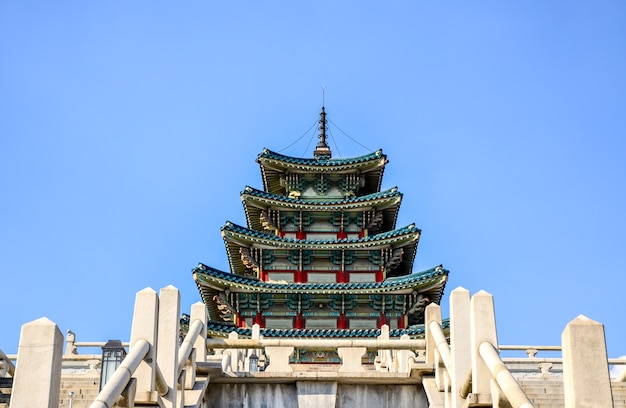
[193,107,448,349]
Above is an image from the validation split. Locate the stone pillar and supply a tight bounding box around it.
[470,290,498,397]
[225,332,241,372]
[377,324,393,372]
[337,347,366,372]
[190,302,208,363]
[425,303,442,365]
[425,303,446,391]
[264,346,294,373]
[65,329,76,355]
[562,315,613,407]
[157,285,180,408]
[450,287,471,408]
[11,317,63,408]
[296,381,337,408]
[397,334,416,374]
[129,287,159,404]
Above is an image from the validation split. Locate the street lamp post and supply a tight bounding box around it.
[99,340,127,391]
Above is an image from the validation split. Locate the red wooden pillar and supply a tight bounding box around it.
[379,313,387,328]
[295,312,304,329]
[337,271,347,283]
[255,312,264,326]
[397,315,406,329]
[338,313,347,329]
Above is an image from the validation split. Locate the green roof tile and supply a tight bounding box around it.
[258,148,386,167]
[180,314,450,338]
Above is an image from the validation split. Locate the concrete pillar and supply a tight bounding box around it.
[11,317,63,408]
[397,334,416,374]
[296,381,337,408]
[425,303,442,365]
[225,331,241,372]
[264,347,294,373]
[470,290,498,396]
[337,347,366,372]
[190,302,208,362]
[450,287,471,408]
[157,285,180,408]
[129,287,159,404]
[376,325,390,371]
[562,315,613,407]
[65,329,76,355]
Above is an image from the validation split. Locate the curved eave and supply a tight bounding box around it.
[193,264,448,323]
[193,264,447,294]
[241,186,402,232]
[257,148,388,196]
[221,222,420,276]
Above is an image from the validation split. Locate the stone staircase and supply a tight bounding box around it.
[517,377,626,408]
[422,375,626,407]
[58,371,100,408]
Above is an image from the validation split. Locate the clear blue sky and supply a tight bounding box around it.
[1,2,625,363]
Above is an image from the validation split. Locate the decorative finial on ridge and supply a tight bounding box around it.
[314,104,332,159]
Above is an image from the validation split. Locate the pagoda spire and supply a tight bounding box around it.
[313,106,332,159]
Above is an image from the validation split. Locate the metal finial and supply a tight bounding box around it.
[314,105,332,159]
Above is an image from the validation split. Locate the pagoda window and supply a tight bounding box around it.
[265,317,294,329]
[306,272,337,283]
[347,319,378,330]
[305,318,338,329]
[267,272,295,282]
[345,258,379,272]
[266,258,295,271]
[347,272,376,283]
[307,232,338,240]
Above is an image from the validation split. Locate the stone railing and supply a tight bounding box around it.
[9,286,210,408]
[6,285,625,407]
[206,325,426,374]
[425,287,624,408]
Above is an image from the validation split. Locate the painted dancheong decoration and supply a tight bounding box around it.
[191,107,449,362]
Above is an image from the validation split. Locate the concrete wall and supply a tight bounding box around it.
[205,383,428,408]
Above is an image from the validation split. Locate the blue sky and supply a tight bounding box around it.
[1,2,625,361]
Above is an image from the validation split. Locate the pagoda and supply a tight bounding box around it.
[192,107,448,361]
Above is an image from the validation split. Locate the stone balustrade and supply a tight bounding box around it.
[4,285,626,407]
